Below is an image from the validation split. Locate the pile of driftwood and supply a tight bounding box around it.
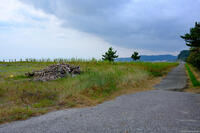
[25,63,81,81]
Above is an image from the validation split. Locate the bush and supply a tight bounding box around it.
[0,88,4,96]
[187,51,200,70]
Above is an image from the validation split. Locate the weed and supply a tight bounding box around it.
[0,107,35,123]
[185,63,200,86]
[33,99,55,108]
[0,61,178,123]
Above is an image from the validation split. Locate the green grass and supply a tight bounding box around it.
[0,61,178,123]
[185,63,200,87]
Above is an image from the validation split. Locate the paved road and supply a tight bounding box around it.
[0,63,200,133]
[154,63,187,91]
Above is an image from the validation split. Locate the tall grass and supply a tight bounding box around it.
[0,61,178,123]
[185,63,200,87]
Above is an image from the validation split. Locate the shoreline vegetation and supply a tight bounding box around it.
[0,61,178,124]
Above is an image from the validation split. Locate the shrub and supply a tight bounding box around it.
[187,51,200,70]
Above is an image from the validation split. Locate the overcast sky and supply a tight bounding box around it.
[0,0,200,59]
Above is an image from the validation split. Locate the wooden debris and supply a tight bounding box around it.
[25,63,81,81]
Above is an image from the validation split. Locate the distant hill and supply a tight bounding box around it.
[177,50,190,61]
[115,55,177,62]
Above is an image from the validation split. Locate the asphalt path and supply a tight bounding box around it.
[154,63,187,91]
[0,63,200,133]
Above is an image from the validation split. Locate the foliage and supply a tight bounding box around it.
[102,47,118,62]
[181,22,200,48]
[185,64,200,86]
[131,52,141,61]
[187,50,200,69]
[177,50,190,61]
[181,22,200,69]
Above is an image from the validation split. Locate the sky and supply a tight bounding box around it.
[0,0,200,60]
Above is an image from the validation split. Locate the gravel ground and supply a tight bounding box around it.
[0,63,200,133]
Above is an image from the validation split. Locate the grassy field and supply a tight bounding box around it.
[0,61,178,124]
[185,63,200,93]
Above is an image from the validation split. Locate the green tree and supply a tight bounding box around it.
[181,22,200,69]
[177,50,190,61]
[181,22,200,48]
[131,52,141,61]
[102,47,118,62]
[187,51,200,68]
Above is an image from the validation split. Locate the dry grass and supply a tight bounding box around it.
[0,61,178,124]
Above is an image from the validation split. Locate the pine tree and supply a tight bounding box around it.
[181,22,200,69]
[131,52,141,61]
[181,22,200,48]
[102,47,118,62]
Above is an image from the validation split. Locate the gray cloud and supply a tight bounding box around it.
[20,0,200,53]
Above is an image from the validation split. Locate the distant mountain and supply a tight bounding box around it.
[115,55,177,62]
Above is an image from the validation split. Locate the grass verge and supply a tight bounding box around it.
[184,63,200,93]
[185,64,200,86]
[0,61,178,124]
